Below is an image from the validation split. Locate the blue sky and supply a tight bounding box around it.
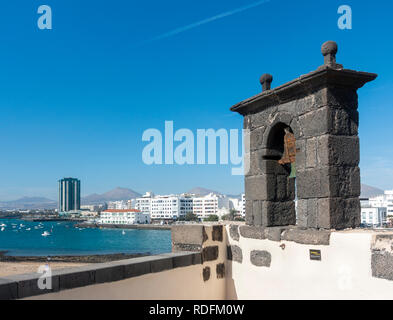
[0,0,392,200]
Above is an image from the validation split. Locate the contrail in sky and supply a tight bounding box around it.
[138,0,271,46]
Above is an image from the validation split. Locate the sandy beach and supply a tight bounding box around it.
[0,261,88,277]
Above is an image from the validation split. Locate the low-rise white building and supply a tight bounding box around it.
[107,200,129,210]
[80,205,101,212]
[99,209,150,225]
[361,206,387,227]
[366,190,393,226]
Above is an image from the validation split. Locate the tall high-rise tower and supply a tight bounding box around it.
[58,178,81,212]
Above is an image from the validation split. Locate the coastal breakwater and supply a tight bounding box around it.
[74,223,171,231]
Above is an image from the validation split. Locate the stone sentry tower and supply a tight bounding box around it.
[231,41,377,230]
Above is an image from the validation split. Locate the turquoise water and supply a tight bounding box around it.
[0,219,172,256]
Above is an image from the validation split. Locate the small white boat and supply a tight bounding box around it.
[26,228,31,231]
[41,231,50,237]
[1,227,4,231]
[122,230,126,235]
[0,223,6,227]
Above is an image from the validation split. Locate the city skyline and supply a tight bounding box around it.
[1,1,393,200]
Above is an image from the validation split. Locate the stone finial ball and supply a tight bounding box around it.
[260,73,273,85]
[321,41,338,56]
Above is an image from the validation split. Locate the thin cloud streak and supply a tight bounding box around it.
[138,0,271,46]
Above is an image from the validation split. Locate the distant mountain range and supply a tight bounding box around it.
[0,184,386,210]
[0,197,57,210]
[187,187,240,198]
[360,184,384,198]
[82,187,142,205]
[187,187,222,196]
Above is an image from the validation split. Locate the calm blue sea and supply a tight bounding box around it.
[0,219,172,256]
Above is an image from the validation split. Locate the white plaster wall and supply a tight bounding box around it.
[28,264,225,300]
[226,227,393,300]
[31,226,228,300]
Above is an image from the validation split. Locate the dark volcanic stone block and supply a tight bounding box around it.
[296,168,330,199]
[172,225,207,250]
[95,264,125,284]
[298,107,331,138]
[265,201,296,227]
[192,253,202,265]
[166,252,201,268]
[252,200,264,226]
[212,225,223,242]
[245,199,253,225]
[239,225,265,239]
[123,260,151,278]
[372,252,393,281]
[297,198,318,228]
[58,268,96,290]
[250,126,265,151]
[229,225,240,241]
[317,197,360,230]
[245,174,276,201]
[227,245,243,263]
[150,256,174,273]
[250,250,272,267]
[281,228,331,245]
[0,279,18,300]
[297,167,361,200]
[216,263,225,279]
[265,226,290,241]
[203,227,208,243]
[317,135,360,166]
[249,108,276,130]
[7,272,60,299]
[202,246,219,262]
[173,243,202,253]
[202,267,210,282]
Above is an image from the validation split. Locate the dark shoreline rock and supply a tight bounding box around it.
[0,252,150,263]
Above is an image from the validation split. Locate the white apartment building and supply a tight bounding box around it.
[136,192,194,221]
[228,194,245,217]
[99,209,150,225]
[193,194,219,219]
[179,196,194,216]
[135,192,153,213]
[151,195,181,220]
[369,190,393,208]
[368,190,393,221]
[134,191,244,221]
[361,206,387,227]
